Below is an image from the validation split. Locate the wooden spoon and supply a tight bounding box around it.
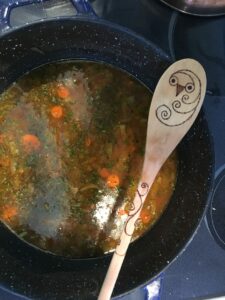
[98,58,207,300]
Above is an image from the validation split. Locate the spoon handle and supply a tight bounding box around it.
[98,169,160,300]
[98,58,206,300]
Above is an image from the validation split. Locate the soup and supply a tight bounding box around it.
[0,61,177,258]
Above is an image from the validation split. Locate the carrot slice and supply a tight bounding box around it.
[57,85,70,99]
[99,168,110,179]
[22,134,41,153]
[107,174,120,188]
[140,209,152,224]
[1,205,17,221]
[118,209,128,216]
[51,105,63,119]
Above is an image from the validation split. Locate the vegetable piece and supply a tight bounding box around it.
[0,134,4,144]
[106,174,120,188]
[118,209,128,216]
[106,143,113,157]
[57,85,70,99]
[51,105,63,119]
[99,168,110,179]
[140,209,152,224]
[79,184,99,192]
[18,231,27,238]
[1,205,17,221]
[119,124,126,138]
[85,137,92,147]
[22,134,41,153]
[0,157,11,167]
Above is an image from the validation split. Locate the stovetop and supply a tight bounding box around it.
[1,0,225,299]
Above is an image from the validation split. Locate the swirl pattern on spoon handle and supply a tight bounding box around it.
[124,182,149,236]
[156,69,202,127]
[115,182,149,256]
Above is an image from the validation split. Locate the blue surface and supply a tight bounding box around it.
[0,0,96,31]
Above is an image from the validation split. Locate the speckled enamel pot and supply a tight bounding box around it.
[0,1,214,299]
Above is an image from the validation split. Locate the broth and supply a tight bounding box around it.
[0,61,177,258]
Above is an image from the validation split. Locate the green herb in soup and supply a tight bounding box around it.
[0,61,177,258]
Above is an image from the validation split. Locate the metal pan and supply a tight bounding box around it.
[160,0,225,17]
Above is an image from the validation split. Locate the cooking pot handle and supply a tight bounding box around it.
[70,0,96,16]
[0,0,96,32]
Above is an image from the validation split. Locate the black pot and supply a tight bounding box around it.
[0,1,214,299]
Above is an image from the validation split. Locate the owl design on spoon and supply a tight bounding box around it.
[156,69,202,126]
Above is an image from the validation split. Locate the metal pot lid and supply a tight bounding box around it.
[160,0,225,17]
